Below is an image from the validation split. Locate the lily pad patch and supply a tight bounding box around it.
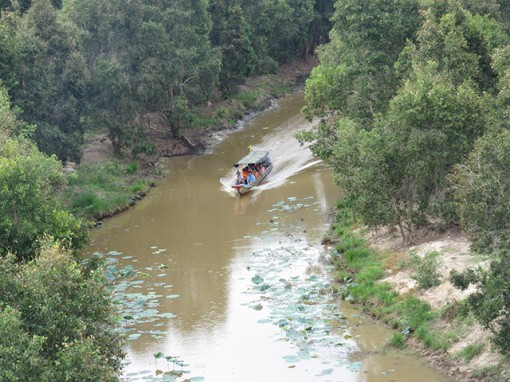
[238,201,360,377]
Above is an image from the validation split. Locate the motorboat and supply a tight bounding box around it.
[231,150,272,195]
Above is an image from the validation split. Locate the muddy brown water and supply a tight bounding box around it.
[86,92,451,382]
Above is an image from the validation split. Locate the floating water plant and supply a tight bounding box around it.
[236,201,359,377]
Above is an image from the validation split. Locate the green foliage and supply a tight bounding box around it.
[0,0,334,163]
[131,126,156,158]
[0,85,25,138]
[398,297,434,329]
[335,232,366,255]
[72,190,110,214]
[450,252,510,354]
[450,129,510,252]
[130,179,149,195]
[88,56,135,157]
[450,267,479,290]
[415,325,449,350]
[209,2,256,95]
[302,0,507,247]
[379,64,490,242]
[304,0,421,125]
[400,4,505,91]
[0,306,48,381]
[473,364,506,381]
[5,0,86,162]
[165,96,195,139]
[410,251,442,289]
[330,202,450,351]
[389,332,406,349]
[65,161,151,217]
[0,245,123,381]
[455,343,484,362]
[125,162,139,175]
[0,138,87,260]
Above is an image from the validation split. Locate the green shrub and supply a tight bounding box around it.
[452,253,510,354]
[125,162,139,174]
[415,326,448,350]
[130,179,149,194]
[355,265,384,284]
[455,343,484,362]
[411,251,442,289]
[272,86,289,97]
[216,106,230,118]
[473,365,504,381]
[389,332,406,349]
[132,141,155,157]
[344,247,372,265]
[336,233,365,253]
[0,139,87,259]
[0,246,123,380]
[193,115,217,129]
[234,91,260,109]
[64,161,153,217]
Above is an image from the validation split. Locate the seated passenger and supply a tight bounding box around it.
[247,171,256,184]
[235,171,243,184]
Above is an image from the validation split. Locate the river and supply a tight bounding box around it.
[86,92,451,382]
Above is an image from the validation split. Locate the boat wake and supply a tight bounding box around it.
[220,110,321,196]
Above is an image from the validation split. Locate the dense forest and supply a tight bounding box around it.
[3,0,510,379]
[300,0,510,357]
[0,0,334,380]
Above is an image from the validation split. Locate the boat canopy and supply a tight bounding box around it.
[234,151,269,167]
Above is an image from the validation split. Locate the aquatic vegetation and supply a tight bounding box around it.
[93,247,207,382]
[95,249,180,338]
[99,196,361,380]
[267,196,321,213]
[237,197,361,373]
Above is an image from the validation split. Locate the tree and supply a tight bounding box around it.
[0,138,87,260]
[377,64,489,243]
[0,245,124,381]
[0,85,26,138]
[87,56,135,157]
[0,307,48,382]
[6,0,87,162]
[396,2,508,92]
[305,0,421,126]
[450,129,510,252]
[68,0,221,143]
[304,0,334,59]
[209,1,255,95]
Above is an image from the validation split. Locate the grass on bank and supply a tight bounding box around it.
[62,161,153,219]
[331,201,510,380]
[330,200,467,353]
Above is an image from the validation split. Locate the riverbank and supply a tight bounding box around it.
[328,202,510,382]
[65,59,318,221]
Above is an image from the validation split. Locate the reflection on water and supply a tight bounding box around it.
[86,92,451,382]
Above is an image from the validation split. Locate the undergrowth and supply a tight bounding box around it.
[62,161,152,218]
[330,200,449,352]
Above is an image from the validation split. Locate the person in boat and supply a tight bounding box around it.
[247,170,256,184]
[235,170,243,185]
[241,168,248,184]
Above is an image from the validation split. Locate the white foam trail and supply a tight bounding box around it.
[220,108,321,195]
